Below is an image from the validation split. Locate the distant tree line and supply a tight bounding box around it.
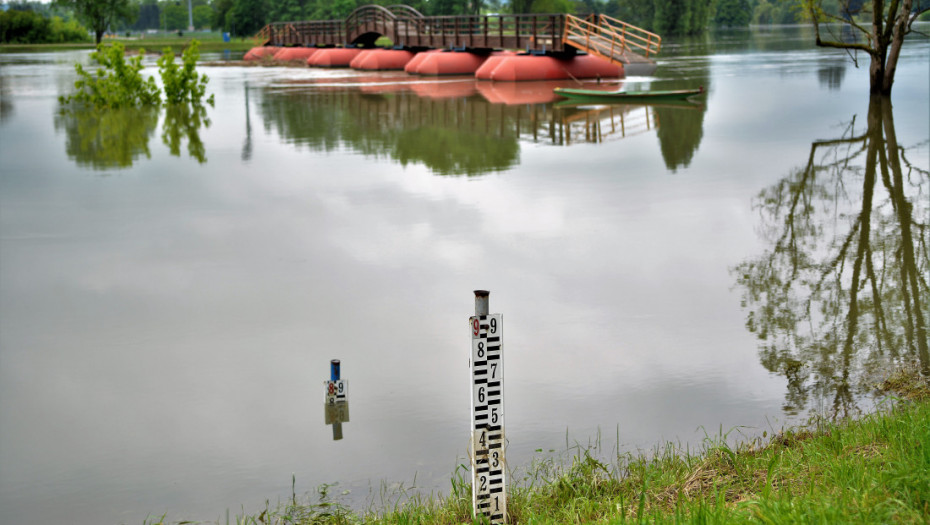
[6,0,926,44]
[1,1,89,43]
[210,0,903,39]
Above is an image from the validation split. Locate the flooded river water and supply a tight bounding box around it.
[1,25,927,525]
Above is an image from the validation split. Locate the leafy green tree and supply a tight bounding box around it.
[653,0,690,34]
[530,0,576,12]
[428,0,468,15]
[304,0,356,19]
[228,0,267,35]
[131,1,160,30]
[55,0,136,44]
[576,0,609,14]
[752,0,798,24]
[162,2,188,30]
[751,0,775,23]
[605,0,654,32]
[50,15,92,41]
[268,0,303,22]
[212,0,234,30]
[1,7,90,43]
[654,0,714,34]
[193,4,213,28]
[1,10,51,42]
[605,0,712,34]
[689,0,712,32]
[714,0,750,25]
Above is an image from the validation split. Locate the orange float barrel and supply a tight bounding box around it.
[349,49,377,68]
[474,51,517,80]
[352,49,415,70]
[309,47,364,67]
[414,50,489,76]
[243,46,279,61]
[485,55,565,81]
[273,47,319,63]
[404,49,441,74]
[563,54,624,79]
[480,54,623,81]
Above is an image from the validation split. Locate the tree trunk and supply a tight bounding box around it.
[95,29,104,44]
[868,53,884,95]
[881,1,911,95]
[813,0,920,95]
[869,0,913,95]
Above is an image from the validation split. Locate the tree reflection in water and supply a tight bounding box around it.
[654,103,705,172]
[258,91,521,176]
[734,96,929,419]
[55,102,210,170]
[162,103,210,164]
[257,86,708,177]
[54,106,159,170]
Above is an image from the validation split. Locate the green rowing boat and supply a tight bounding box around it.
[553,86,704,102]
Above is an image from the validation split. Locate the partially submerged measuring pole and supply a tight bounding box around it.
[324,359,349,440]
[469,290,506,523]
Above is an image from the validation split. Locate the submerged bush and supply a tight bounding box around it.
[58,40,214,165]
[60,40,213,109]
[157,40,214,106]
[59,42,160,108]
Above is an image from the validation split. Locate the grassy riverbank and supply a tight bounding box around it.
[152,366,929,524]
[0,32,254,54]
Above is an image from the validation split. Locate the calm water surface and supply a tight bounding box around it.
[1,26,928,525]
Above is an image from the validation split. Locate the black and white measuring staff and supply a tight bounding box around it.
[469,290,506,524]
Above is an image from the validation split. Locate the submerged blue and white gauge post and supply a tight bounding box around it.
[469,290,506,524]
[324,359,349,440]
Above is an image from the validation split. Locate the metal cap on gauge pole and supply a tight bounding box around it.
[474,290,490,316]
[330,359,341,382]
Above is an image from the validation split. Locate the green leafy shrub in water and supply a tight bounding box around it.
[60,40,213,109]
[60,42,160,108]
[157,40,215,106]
[58,40,214,166]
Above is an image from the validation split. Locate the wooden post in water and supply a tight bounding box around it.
[469,290,506,524]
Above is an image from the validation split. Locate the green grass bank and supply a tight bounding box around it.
[0,33,254,54]
[146,365,929,525]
